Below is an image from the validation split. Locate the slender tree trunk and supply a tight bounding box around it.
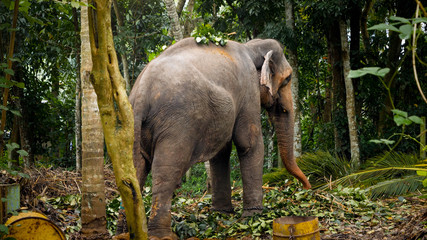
[113,0,131,93]
[340,20,360,168]
[377,0,415,135]
[80,2,108,239]
[266,125,275,169]
[350,1,362,123]
[285,0,302,158]
[13,73,32,167]
[88,0,148,239]
[176,0,186,16]
[8,115,20,168]
[73,8,82,171]
[183,0,196,37]
[327,21,349,158]
[164,0,183,41]
[0,0,19,156]
[361,0,375,65]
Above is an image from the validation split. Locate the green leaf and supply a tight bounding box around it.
[0,105,8,111]
[369,139,395,145]
[6,142,19,151]
[4,68,14,76]
[408,116,424,125]
[398,24,412,40]
[412,17,427,24]
[14,82,25,88]
[70,1,80,8]
[368,23,399,32]
[348,67,390,78]
[417,170,427,176]
[17,149,29,157]
[391,109,408,118]
[394,115,412,126]
[389,16,411,24]
[9,110,21,117]
[0,224,9,234]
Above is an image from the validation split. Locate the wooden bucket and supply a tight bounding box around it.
[273,216,320,240]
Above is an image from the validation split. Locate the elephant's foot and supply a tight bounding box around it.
[241,206,263,217]
[211,207,235,215]
[148,228,178,240]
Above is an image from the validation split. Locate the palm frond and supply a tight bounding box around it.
[366,174,424,199]
[320,152,426,197]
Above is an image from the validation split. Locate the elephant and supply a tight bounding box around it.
[129,37,311,239]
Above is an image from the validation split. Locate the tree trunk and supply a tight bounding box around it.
[361,0,375,65]
[88,0,148,239]
[113,0,131,93]
[340,20,360,168]
[377,0,415,135]
[327,20,349,158]
[164,0,183,41]
[8,115,20,168]
[285,0,302,159]
[176,0,186,16]
[350,1,362,122]
[73,7,82,171]
[80,1,108,239]
[0,0,19,156]
[266,125,275,169]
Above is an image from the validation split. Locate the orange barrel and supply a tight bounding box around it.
[273,216,320,240]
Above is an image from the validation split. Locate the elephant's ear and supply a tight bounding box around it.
[260,50,274,96]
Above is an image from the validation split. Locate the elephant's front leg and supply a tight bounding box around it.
[210,142,233,213]
[233,118,264,217]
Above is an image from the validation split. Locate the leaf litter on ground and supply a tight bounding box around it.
[12,167,427,239]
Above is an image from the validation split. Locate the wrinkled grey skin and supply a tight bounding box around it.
[129,38,310,239]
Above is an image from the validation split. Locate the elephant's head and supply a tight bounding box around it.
[246,39,311,189]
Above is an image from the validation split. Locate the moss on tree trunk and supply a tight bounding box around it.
[87,0,148,239]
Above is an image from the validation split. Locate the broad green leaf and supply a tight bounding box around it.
[398,24,412,40]
[390,16,411,24]
[70,1,80,8]
[417,170,427,176]
[391,109,408,117]
[368,23,399,32]
[4,68,14,76]
[394,115,412,126]
[9,110,21,117]
[14,82,25,88]
[412,17,427,24]
[377,68,390,77]
[0,105,8,111]
[6,142,19,151]
[348,67,390,78]
[408,116,424,125]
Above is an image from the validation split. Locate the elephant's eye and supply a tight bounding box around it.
[282,74,292,86]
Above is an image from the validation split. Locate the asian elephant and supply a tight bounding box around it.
[129,37,311,239]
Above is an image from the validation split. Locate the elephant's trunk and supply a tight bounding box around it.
[272,86,311,189]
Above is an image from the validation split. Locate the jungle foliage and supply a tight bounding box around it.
[0,0,426,238]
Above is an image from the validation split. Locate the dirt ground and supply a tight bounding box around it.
[3,166,426,239]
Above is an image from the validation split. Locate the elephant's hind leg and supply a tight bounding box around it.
[210,142,233,213]
[148,142,192,239]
